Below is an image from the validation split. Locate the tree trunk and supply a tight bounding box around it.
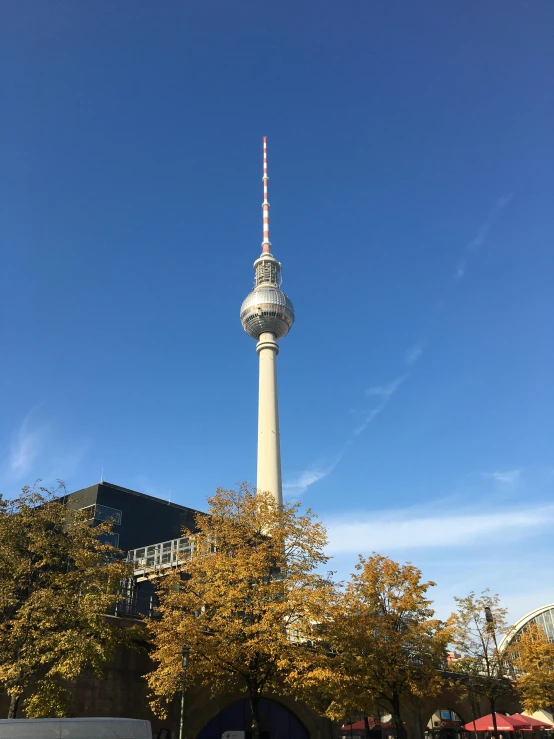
[364,715,371,739]
[249,692,260,739]
[489,697,499,739]
[8,693,20,719]
[417,708,425,739]
[391,693,407,739]
[469,695,479,739]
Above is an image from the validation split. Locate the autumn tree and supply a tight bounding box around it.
[449,590,515,738]
[0,484,133,718]
[146,485,333,739]
[512,622,554,715]
[300,554,450,739]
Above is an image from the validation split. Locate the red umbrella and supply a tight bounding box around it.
[509,714,553,731]
[462,713,532,732]
[340,718,393,734]
[339,720,366,734]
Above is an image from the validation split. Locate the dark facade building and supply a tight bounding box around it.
[65,480,203,553]
[64,481,206,619]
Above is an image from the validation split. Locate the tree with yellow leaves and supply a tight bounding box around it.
[449,590,515,739]
[0,484,133,718]
[146,485,333,739]
[512,622,554,715]
[300,554,450,739]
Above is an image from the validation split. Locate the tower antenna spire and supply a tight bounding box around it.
[240,138,295,505]
[262,137,270,253]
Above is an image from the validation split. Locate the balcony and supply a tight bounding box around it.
[127,536,194,581]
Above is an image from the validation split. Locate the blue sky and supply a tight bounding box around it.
[1,0,553,622]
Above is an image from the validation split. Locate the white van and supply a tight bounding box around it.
[0,718,152,739]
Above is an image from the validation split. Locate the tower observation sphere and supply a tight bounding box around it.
[239,138,294,505]
[239,257,295,339]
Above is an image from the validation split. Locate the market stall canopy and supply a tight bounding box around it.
[510,714,553,730]
[462,713,532,731]
[340,718,393,733]
[526,711,554,727]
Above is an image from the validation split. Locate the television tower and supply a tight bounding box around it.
[240,138,295,505]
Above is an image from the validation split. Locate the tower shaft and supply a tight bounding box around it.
[256,332,282,505]
[240,138,294,506]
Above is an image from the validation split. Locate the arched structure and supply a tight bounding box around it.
[196,697,309,739]
[499,603,554,650]
[425,708,465,739]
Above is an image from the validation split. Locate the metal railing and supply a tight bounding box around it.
[111,588,160,619]
[127,536,195,579]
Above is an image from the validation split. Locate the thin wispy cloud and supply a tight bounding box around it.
[468,194,513,250]
[291,344,421,491]
[404,342,424,367]
[9,411,44,477]
[284,456,341,497]
[353,375,406,436]
[366,375,406,399]
[482,469,522,485]
[1,410,88,495]
[289,369,409,495]
[352,408,382,435]
[325,501,554,554]
[454,194,513,280]
[454,260,466,281]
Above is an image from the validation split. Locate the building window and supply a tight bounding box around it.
[98,532,120,548]
[80,504,122,526]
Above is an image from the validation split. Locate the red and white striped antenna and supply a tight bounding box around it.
[262,137,271,253]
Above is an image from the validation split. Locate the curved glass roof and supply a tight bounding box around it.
[500,603,554,649]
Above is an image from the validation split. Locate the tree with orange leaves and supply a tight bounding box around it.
[513,622,554,715]
[296,553,450,739]
[146,485,333,739]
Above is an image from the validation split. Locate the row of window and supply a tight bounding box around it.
[529,608,554,641]
[79,504,122,549]
[98,531,120,547]
[80,503,123,526]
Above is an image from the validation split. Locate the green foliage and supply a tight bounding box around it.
[0,483,134,718]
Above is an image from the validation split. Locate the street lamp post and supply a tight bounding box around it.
[485,607,500,652]
[485,607,500,739]
[178,647,191,739]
